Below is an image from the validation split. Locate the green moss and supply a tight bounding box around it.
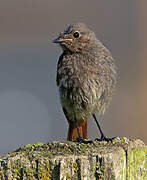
[127,146,147,179]
[73,161,78,174]
[22,168,34,178]
[13,138,132,158]
[17,142,45,152]
[62,173,72,179]
[95,161,104,175]
[119,152,127,180]
[0,170,4,179]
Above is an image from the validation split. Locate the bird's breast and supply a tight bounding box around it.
[57,52,116,119]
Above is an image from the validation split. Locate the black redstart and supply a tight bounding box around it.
[53,23,116,143]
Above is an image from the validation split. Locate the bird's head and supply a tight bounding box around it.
[53,23,97,53]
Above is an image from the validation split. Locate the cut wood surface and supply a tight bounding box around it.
[0,137,146,180]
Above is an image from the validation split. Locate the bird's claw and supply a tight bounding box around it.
[74,136,93,144]
[95,136,116,142]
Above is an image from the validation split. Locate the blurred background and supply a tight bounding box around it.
[0,0,147,154]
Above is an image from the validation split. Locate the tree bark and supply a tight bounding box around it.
[0,138,146,180]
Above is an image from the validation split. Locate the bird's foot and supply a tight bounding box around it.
[74,136,93,144]
[95,135,116,142]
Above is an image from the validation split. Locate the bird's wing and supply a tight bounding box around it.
[56,53,64,87]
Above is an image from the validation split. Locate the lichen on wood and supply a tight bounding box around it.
[0,138,146,180]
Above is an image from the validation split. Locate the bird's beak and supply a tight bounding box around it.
[52,36,73,43]
[52,37,63,43]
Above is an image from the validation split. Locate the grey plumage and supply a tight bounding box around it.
[55,23,116,124]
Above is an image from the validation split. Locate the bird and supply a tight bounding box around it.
[53,23,117,143]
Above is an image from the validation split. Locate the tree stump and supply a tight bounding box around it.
[0,138,146,180]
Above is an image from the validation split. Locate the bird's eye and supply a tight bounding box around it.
[73,31,80,38]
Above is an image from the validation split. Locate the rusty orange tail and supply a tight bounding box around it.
[67,119,88,141]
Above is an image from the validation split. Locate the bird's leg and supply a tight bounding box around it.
[74,114,93,144]
[92,113,115,142]
[74,115,82,139]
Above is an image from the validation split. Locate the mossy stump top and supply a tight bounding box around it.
[0,137,147,180]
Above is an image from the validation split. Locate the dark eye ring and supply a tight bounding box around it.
[73,31,80,38]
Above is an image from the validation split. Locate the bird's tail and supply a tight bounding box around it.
[67,119,88,141]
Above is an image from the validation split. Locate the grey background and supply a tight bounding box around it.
[0,0,146,154]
